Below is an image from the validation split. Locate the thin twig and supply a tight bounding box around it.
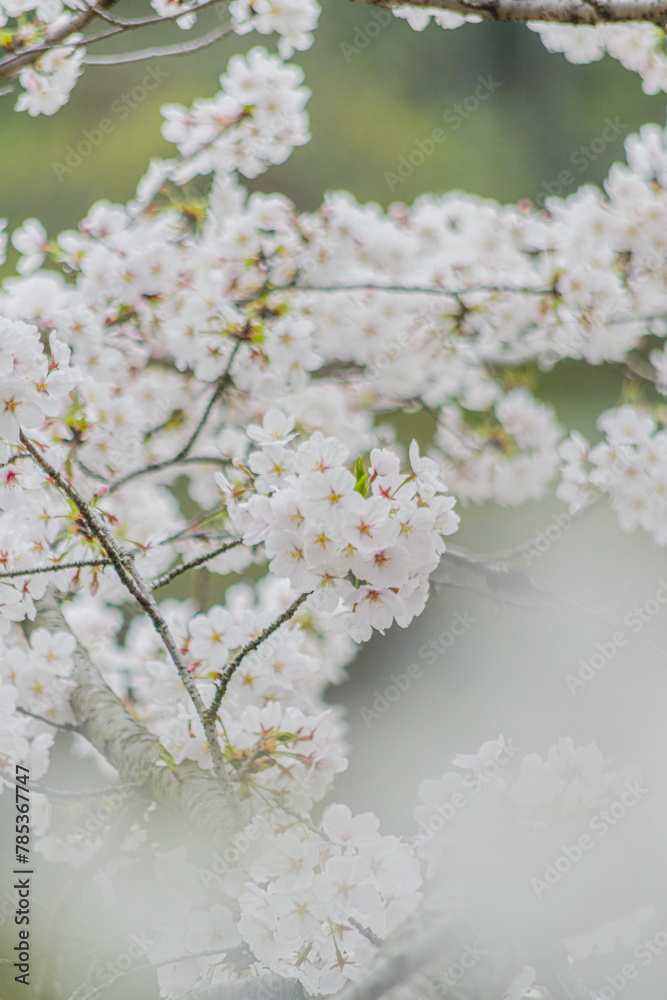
[107,455,230,495]
[151,538,243,590]
[207,592,311,721]
[173,341,241,463]
[83,19,234,65]
[0,558,113,579]
[76,460,110,484]
[65,952,295,1000]
[16,706,81,733]
[0,0,231,76]
[81,0,228,31]
[348,917,383,948]
[0,453,30,470]
[158,505,226,546]
[0,0,121,80]
[289,282,552,297]
[107,347,240,495]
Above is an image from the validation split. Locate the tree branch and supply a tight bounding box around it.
[0,0,121,81]
[20,432,239,809]
[0,0,234,80]
[81,0,228,31]
[0,773,145,798]
[83,20,234,66]
[37,590,244,841]
[353,0,667,26]
[291,282,551,296]
[151,538,243,590]
[173,341,242,464]
[106,455,230,496]
[207,592,311,721]
[16,705,81,732]
[67,958,304,1000]
[0,558,113,579]
[335,921,451,1000]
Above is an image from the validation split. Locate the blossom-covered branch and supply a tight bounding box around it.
[355,0,667,26]
[19,431,238,800]
[1,14,666,1000]
[0,0,320,115]
[37,591,243,840]
[207,590,312,719]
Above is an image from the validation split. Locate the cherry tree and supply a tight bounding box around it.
[2,3,667,999]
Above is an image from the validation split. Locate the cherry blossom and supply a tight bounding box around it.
[1,11,667,1000]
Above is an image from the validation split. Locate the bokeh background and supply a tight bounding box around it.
[1,0,666,239]
[3,5,667,998]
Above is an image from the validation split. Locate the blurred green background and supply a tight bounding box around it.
[1,0,666,245]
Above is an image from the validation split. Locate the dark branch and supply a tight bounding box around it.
[207,592,311,720]
[151,539,243,590]
[353,0,667,26]
[20,432,239,807]
[0,558,113,579]
[16,705,81,733]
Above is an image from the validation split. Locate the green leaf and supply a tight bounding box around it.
[157,745,178,773]
[353,455,367,495]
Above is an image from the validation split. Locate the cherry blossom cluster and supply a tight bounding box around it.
[101,576,349,809]
[408,736,651,1000]
[136,798,420,997]
[6,56,667,551]
[80,735,650,998]
[0,627,76,782]
[220,412,459,640]
[529,22,667,94]
[0,317,79,448]
[159,48,311,184]
[558,405,667,546]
